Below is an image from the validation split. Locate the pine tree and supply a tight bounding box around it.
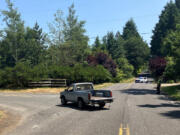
[124,37,150,75]
[176,0,180,9]
[151,1,178,56]
[1,0,25,65]
[122,19,140,40]
[25,22,46,66]
[92,36,103,53]
[94,36,101,48]
[63,4,88,44]
[48,10,64,45]
[114,31,125,59]
[105,32,116,58]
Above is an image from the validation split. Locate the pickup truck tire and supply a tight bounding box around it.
[61,96,67,105]
[99,102,105,108]
[77,99,84,109]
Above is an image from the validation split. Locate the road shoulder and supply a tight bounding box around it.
[0,109,21,135]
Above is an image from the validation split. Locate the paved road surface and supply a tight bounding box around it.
[0,83,180,135]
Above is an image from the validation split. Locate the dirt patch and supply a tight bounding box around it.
[0,110,21,135]
[0,111,6,121]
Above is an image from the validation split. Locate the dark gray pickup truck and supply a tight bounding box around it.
[60,82,113,109]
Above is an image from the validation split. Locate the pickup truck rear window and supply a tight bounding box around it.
[76,84,93,91]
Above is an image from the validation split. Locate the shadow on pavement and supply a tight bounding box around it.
[56,103,110,112]
[138,103,180,108]
[120,88,157,95]
[138,103,180,119]
[160,110,180,119]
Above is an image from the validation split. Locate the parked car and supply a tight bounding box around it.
[135,77,148,83]
[60,82,114,109]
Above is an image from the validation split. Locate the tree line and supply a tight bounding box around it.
[0,0,150,88]
[150,0,180,83]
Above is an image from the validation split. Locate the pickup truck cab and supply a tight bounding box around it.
[60,82,113,109]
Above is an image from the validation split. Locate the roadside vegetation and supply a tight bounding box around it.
[0,0,149,89]
[149,0,180,95]
[162,85,180,101]
[149,0,180,83]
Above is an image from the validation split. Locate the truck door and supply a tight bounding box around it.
[66,85,74,101]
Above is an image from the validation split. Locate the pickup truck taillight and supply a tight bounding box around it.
[88,93,91,100]
[110,91,112,97]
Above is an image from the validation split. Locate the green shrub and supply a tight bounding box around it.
[0,62,31,88]
[0,63,113,88]
[48,64,112,84]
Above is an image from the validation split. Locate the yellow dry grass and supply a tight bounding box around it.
[94,83,114,89]
[0,87,66,94]
[0,111,6,120]
[0,83,115,94]
[120,78,135,83]
[162,83,180,87]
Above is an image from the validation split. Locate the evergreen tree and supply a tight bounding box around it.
[0,0,25,66]
[105,32,116,58]
[94,36,101,48]
[176,0,180,9]
[48,10,64,45]
[63,4,89,64]
[151,1,179,56]
[24,22,46,66]
[124,37,150,75]
[92,36,103,53]
[122,19,140,40]
[114,31,125,59]
[163,24,180,78]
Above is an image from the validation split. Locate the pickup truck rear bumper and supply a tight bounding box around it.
[89,97,114,104]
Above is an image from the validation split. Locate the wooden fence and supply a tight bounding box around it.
[28,79,67,87]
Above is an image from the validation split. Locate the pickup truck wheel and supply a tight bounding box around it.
[99,102,105,108]
[77,99,84,109]
[61,97,67,105]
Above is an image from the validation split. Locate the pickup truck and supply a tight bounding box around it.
[60,82,113,109]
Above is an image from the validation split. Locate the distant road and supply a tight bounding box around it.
[0,83,180,135]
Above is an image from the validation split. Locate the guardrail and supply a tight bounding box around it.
[28,79,67,87]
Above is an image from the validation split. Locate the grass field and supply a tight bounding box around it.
[162,85,180,101]
[94,83,114,89]
[120,78,135,83]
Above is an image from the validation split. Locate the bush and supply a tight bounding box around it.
[0,62,113,88]
[0,62,31,88]
[116,58,134,78]
[163,57,177,82]
[87,52,117,77]
[48,64,112,84]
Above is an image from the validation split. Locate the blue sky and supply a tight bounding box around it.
[0,0,171,45]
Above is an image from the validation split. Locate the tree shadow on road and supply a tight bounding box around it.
[56,103,110,112]
[138,103,180,119]
[120,88,157,95]
[138,103,180,108]
[160,110,180,119]
[121,88,180,119]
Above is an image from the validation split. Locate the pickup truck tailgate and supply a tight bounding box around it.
[90,96,113,103]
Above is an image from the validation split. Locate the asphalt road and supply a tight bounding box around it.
[0,83,180,135]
